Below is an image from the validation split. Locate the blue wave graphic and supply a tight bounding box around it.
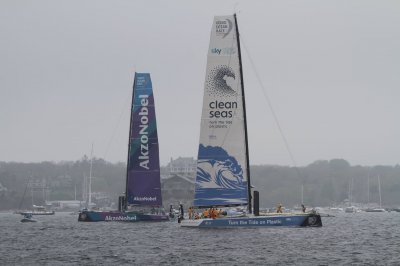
[194,145,248,206]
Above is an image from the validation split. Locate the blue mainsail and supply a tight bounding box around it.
[194,15,249,207]
[126,73,162,206]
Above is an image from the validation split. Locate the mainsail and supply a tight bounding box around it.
[194,15,249,207]
[126,73,162,206]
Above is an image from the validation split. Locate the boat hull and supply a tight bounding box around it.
[180,213,322,228]
[365,208,386,212]
[19,211,55,215]
[78,210,169,222]
[21,218,37,222]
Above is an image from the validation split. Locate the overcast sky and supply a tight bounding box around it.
[1,0,399,167]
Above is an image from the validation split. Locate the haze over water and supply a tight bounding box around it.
[1,0,400,167]
[1,212,399,265]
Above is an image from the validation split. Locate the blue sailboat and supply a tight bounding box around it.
[78,73,169,222]
[180,14,322,228]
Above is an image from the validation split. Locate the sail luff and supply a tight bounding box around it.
[234,13,252,213]
[125,73,136,209]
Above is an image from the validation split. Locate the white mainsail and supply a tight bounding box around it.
[194,15,249,207]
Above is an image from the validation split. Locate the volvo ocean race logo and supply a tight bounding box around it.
[216,19,233,38]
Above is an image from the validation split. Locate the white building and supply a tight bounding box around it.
[166,157,196,176]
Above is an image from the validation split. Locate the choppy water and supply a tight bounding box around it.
[1,211,399,265]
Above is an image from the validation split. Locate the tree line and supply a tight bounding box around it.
[0,157,399,210]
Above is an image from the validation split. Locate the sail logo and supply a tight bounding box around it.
[195,145,247,206]
[211,47,236,55]
[206,65,237,97]
[215,19,233,38]
[136,76,146,87]
[134,196,157,202]
[138,94,150,170]
[209,100,237,118]
[105,215,137,221]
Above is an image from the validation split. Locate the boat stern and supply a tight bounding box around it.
[78,211,92,222]
[300,213,322,227]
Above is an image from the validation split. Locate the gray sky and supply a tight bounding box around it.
[1,0,399,166]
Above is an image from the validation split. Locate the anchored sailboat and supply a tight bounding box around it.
[180,14,322,228]
[78,73,169,222]
[365,175,386,212]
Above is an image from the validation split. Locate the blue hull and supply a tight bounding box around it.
[180,214,322,228]
[78,210,169,222]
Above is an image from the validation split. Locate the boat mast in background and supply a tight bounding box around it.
[367,172,370,204]
[88,143,94,209]
[378,175,382,208]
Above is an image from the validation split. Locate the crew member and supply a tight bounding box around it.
[277,203,283,213]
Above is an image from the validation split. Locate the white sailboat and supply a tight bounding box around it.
[345,177,359,213]
[180,14,322,228]
[365,175,385,212]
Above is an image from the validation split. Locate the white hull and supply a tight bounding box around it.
[365,208,386,212]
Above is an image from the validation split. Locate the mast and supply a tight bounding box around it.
[19,178,30,210]
[367,173,370,204]
[234,13,252,213]
[348,178,351,206]
[301,184,304,204]
[83,173,87,207]
[88,143,93,208]
[125,73,136,210]
[378,175,382,208]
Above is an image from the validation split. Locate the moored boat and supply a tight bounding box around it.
[19,205,55,216]
[345,206,360,213]
[365,208,386,212]
[20,214,37,223]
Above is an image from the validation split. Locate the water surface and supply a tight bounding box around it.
[1,212,399,265]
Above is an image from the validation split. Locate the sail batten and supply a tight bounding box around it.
[126,73,162,206]
[194,15,249,208]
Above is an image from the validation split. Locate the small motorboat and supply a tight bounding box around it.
[21,214,37,223]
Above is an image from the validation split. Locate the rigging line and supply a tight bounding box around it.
[102,91,131,160]
[240,35,303,179]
